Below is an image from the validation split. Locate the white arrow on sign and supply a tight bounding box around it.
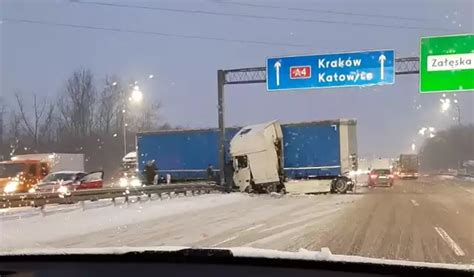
[378,54,386,80]
[274,61,281,86]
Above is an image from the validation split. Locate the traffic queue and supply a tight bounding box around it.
[0,145,418,197]
[0,153,104,195]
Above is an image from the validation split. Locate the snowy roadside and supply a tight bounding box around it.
[458,175,474,182]
[435,174,474,183]
[0,193,247,249]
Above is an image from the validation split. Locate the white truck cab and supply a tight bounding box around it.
[230,121,284,193]
[229,120,355,194]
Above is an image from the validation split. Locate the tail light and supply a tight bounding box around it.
[370,174,378,179]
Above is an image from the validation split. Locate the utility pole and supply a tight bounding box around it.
[455,104,461,125]
[217,70,225,187]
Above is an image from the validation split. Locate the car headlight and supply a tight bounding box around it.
[57,186,69,195]
[4,181,19,193]
[130,178,141,187]
[119,177,128,187]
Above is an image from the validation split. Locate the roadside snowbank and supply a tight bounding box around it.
[0,193,246,249]
[435,174,474,183]
[437,174,456,180]
[460,176,474,182]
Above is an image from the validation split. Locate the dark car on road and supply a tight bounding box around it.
[368,169,394,187]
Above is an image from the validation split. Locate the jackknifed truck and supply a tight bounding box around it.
[137,119,358,194]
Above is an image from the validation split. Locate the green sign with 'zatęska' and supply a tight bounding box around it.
[420,34,473,93]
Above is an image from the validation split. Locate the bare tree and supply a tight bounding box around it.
[128,100,163,132]
[419,124,474,171]
[58,69,96,138]
[96,76,122,135]
[14,92,54,148]
[5,111,22,157]
[2,69,171,174]
[7,111,21,140]
[39,103,56,143]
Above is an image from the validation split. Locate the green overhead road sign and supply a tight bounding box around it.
[420,34,474,93]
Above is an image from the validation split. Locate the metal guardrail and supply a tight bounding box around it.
[0,182,224,209]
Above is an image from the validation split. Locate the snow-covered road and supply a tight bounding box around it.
[0,192,361,251]
[1,178,472,265]
[0,193,247,249]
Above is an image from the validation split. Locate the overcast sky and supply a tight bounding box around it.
[1,0,473,157]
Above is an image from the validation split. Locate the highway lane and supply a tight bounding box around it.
[301,178,473,264]
[45,178,473,265]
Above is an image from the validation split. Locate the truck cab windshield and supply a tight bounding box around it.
[0,164,23,178]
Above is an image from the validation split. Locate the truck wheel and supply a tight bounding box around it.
[278,184,286,194]
[334,178,348,194]
[267,183,277,193]
[244,185,252,193]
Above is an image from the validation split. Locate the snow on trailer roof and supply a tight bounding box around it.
[281,118,357,127]
[124,151,136,157]
[123,152,137,162]
[49,171,85,174]
[10,153,84,162]
[0,159,43,164]
[137,126,241,136]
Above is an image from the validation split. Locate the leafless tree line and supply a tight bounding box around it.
[419,124,474,171]
[0,69,168,176]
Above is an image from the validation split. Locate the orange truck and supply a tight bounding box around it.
[0,153,84,194]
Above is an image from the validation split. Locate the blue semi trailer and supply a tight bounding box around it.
[136,119,357,192]
[137,127,239,181]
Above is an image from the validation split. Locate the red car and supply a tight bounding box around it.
[368,169,394,187]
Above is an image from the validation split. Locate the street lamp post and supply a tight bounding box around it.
[454,99,461,125]
[418,126,436,138]
[440,94,461,125]
[122,85,144,156]
[113,75,153,156]
[122,108,127,156]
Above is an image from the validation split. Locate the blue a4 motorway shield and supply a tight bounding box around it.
[266,50,395,91]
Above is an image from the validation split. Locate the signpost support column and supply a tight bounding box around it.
[217,70,226,187]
